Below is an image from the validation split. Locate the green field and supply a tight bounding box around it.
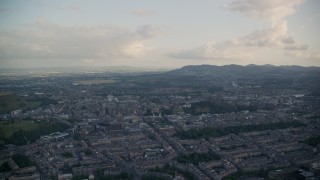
[176,121,305,140]
[0,121,39,138]
[0,94,40,114]
[0,91,12,96]
[0,120,70,146]
[0,93,58,114]
[304,135,320,147]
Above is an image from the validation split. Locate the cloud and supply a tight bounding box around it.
[0,21,160,62]
[168,42,252,60]
[286,51,320,60]
[132,8,153,17]
[168,20,308,61]
[55,4,81,12]
[169,0,312,61]
[83,59,95,64]
[68,4,81,12]
[225,0,309,50]
[137,25,161,38]
[226,0,304,22]
[234,21,308,50]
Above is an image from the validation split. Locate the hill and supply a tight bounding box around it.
[167,64,320,77]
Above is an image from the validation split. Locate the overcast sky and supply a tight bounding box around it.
[0,0,319,68]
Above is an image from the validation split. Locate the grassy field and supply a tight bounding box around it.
[0,121,39,138]
[176,121,305,140]
[0,93,58,115]
[0,94,40,114]
[0,92,12,96]
[0,120,70,145]
[304,135,320,147]
[75,79,117,85]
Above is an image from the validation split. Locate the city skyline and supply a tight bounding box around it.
[0,0,320,68]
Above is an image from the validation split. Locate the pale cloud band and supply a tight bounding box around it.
[132,8,154,17]
[225,0,304,23]
[232,20,307,50]
[0,20,160,62]
[168,21,307,61]
[169,0,319,62]
[0,0,318,68]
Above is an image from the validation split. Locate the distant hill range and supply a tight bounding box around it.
[0,66,170,75]
[167,64,320,77]
[1,64,320,77]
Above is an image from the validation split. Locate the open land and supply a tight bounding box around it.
[0,65,320,180]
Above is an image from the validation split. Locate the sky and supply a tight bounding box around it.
[0,0,319,68]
